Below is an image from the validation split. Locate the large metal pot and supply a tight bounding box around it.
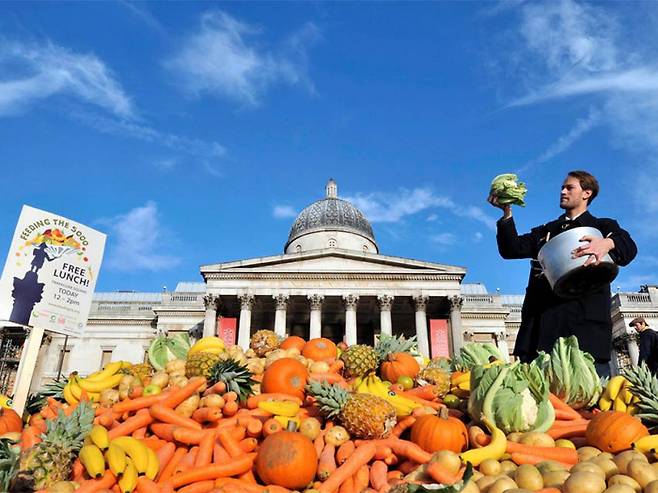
[537,226,618,298]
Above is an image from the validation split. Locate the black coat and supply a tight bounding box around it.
[639,329,658,374]
[496,210,637,362]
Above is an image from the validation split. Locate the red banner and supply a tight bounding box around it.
[217,317,237,346]
[430,319,450,358]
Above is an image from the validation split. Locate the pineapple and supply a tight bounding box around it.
[340,344,378,378]
[306,381,396,439]
[250,330,280,357]
[623,362,658,426]
[185,352,222,379]
[208,359,257,403]
[416,366,451,398]
[26,378,67,415]
[12,401,93,491]
[0,437,20,492]
[120,363,154,382]
[375,333,418,362]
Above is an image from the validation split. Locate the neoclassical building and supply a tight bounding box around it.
[5,180,656,392]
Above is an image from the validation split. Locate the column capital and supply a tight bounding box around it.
[343,294,360,310]
[203,294,220,310]
[308,294,324,310]
[495,330,509,341]
[464,330,475,342]
[377,294,394,311]
[413,295,429,311]
[238,293,255,310]
[449,295,464,310]
[273,294,289,310]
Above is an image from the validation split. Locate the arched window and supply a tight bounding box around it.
[295,244,302,253]
[328,238,337,248]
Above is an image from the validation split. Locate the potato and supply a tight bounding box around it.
[599,452,615,461]
[652,462,658,474]
[589,457,620,479]
[555,439,576,449]
[604,485,638,493]
[627,459,658,488]
[487,476,517,493]
[519,432,555,448]
[607,474,642,492]
[309,361,330,373]
[200,394,225,408]
[507,432,523,443]
[175,394,200,418]
[471,470,484,482]
[433,451,462,475]
[479,459,502,476]
[100,388,120,407]
[477,475,502,493]
[562,471,606,493]
[645,479,658,493]
[499,460,517,477]
[541,470,570,488]
[503,490,532,493]
[578,446,603,462]
[462,480,480,493]
[537,460,568,474]
[514,464,543,491]
[570,461,606,480]
[299,417,322,441]
[614,451,648,475]
[150,371,169,389]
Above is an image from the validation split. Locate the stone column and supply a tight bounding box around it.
[627,333,640,366]
[308,295,324,340]
[202,294,220,338]
[273,294,289,338]
[495,330,510,362]
[343,294,359,346]
[449,295,465,355]
[377,295,394,338]
[237,294,255,350]
[413,295,430,357]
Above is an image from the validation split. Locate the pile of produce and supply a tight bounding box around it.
[3,333,658,493]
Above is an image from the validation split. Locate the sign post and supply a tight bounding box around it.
[0,205,106,414]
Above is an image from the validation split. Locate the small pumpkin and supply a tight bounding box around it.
[380,352,420,383]
[302,338,338,362]
[261,358,309,400]
[255,431,318,489]
[586,410,649,453]
[280,336,306,352]
[0,408,22,435]
[410,407,468,453]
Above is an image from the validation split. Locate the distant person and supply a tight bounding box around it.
[630,317,658,374]
[31,243,52,273]
[488,170,637,377]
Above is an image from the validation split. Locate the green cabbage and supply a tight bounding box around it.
[490,173,527,207]
[533,336,602,410]
[468,361,554,434]
[148,333,191,370]
[451,342,504,371]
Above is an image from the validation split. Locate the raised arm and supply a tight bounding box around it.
[496,217,544,260]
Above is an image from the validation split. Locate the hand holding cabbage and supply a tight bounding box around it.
[490,173,527,207]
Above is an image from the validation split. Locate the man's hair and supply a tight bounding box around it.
[568,170,599,205]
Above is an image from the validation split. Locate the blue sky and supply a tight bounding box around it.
[1,1,657,295]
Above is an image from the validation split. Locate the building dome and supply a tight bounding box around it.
[285,179,379,254]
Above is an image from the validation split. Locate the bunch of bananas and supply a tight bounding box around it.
[80,426,159,492]
[63,361,129,406]
[354,373,422,416]
[188,336,225,356]
[598,375,639,414]
[257,400,302,429]
[450,371,471,398]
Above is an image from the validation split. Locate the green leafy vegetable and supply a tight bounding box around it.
[148,333,191,371]
[533,336,602,409]
[451,342,504,371]
[490,173,527,207]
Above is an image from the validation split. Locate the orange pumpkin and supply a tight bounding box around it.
[255,431,318,488]
[261,358,309,400]
[380,352,420,383]
[585,410,649,453]
[0,408,22,435]
[410,408,468,453]
[280,336,306,352]
[302,338,337,362]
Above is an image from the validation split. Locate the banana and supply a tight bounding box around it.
[63,382,78,406]
[627,404,639,416]
[111,437,149,474]
[360,374,420,416]
[188,336,225,356]
[258,400,301,417]
[89,425,110,450]
[84,361,123,382]
[606,375,626,401]
[105,442,127,476]
[460,417,507,466]
[79,444,106,479]
[598,395,612,411]
[78,373,123,393]
[457,380,470,391]
[613,396,627,413]
[69,375,83,400]
[118,458,138,493]
[145,446,159,480]
[621,387,634,405]
[632,434,658,453]
[451,372,471,386]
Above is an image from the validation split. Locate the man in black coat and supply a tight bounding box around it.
[488,170,637,377]
[630,317,658,374]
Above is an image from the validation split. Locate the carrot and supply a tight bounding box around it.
[217,427,245,458]
[337,441,356,465]
[98,412,114,428]
[401,394,442,410]
[239,437,258,453]
[549,418,590,428]
[161,377,206,409]
[72,458,85,482]
[112,393,169,414]
[195,431,216,467]
[108,411,154,439]
[505,441,578,464]
[214,478,264,493]
[243,408,273,422]
[20,426,42,450]
[381,439,432,464]
[401,385,438,401]
[328,359,344,373]
[160,481,175,493]
[554,409,582,421]
[318,443,377,493]
[339,476,354,493]
[192,407,223,423]
[150,404,202,430]
[510,452,572,469]
[392,416,416,438]
[135,476,159,493]
[229,425,246,442]
[317,443,337,481]
[246,417,262,437]
[387,470,403,481]
[309,372,346,384]
[175,447,199,474]
[169,454,256,488]
[262,418,283,437]
[547,421,589,439]
[177,480,216,493]
[150,423,177,441]
[132,426,147,439]
[398,460,419,474]
[222,400,239,416]
[155,442,176,474]
[75,470,117,493]
[203,381,227,396]
[548,393,581,420]
[246,393,303,409]
[354,464,370,491]
[158,447,188,483]
[314,432,325,457]
[369,461,388,491]
[172,427,208,445]
[374,445,393,461]
[426,463,465,484]
[239,468,258,483]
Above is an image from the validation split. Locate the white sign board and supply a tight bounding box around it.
[0,205,106,336]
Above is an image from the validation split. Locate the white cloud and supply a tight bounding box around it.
[0,39,133,117]
[431,233,457,245]
[165,10,319,106]
[273,205,297,219]
[426,214,438,222]
[153,157,178,171]
[102,202,181,271]
[474,231,484,242]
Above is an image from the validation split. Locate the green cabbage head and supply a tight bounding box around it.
[490,173,527,207]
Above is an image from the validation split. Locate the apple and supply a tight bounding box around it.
[143,384,162,396]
